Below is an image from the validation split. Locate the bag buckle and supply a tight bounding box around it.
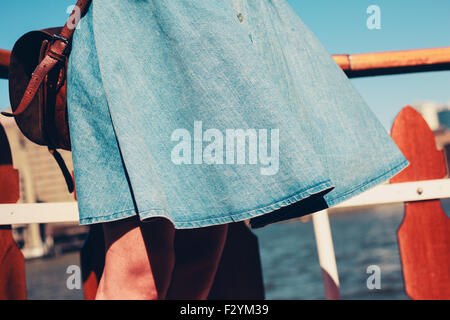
[51,34,69,45]
[49,34,70,61]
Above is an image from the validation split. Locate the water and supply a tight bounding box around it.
[254,204,408,300]
[25,201,450,300]
[26,250,84,300]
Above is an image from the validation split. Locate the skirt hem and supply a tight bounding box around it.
[326,157,409,207]
[78,179,334,228]
[250,156,409,228]
[78,158,408,229]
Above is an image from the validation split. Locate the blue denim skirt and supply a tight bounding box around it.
[67,0,408,228]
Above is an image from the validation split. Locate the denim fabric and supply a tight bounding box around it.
[67,0,408,228]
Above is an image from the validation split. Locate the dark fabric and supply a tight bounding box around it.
[0,125,12,165]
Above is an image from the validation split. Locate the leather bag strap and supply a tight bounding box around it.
[49,148,75,193]
[1,0,92,118]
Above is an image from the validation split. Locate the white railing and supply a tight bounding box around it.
[1,178,449,225]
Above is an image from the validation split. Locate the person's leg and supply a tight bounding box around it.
[166,224,229,300]
[95,216,175,300]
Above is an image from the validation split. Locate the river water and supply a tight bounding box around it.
[25,201,449,300]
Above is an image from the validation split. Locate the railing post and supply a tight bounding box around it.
[0,49,10,79]
[10,129,46,259]
[0,124,26,300]
[312,209,341,300]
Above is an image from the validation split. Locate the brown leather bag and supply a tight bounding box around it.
[2,0,92,193]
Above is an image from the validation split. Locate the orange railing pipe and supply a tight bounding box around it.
[0,47,450,80]
[336,47,450,78]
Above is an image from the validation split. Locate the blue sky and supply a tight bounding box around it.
[1,0,449,128]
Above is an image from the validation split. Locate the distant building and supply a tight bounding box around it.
[438,109,450,130]
[412,102,450,132]
[0,116,74,203]
[412,102,450,173]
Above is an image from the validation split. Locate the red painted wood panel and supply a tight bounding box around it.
[390,106,450,300]
[0,124,26,300]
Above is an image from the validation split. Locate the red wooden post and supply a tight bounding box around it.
[390,106,450,299]
[0,49,10,80]
[0,124,27,300]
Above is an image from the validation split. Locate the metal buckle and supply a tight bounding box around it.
[50,34,71,56]
[51,34,69,45]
